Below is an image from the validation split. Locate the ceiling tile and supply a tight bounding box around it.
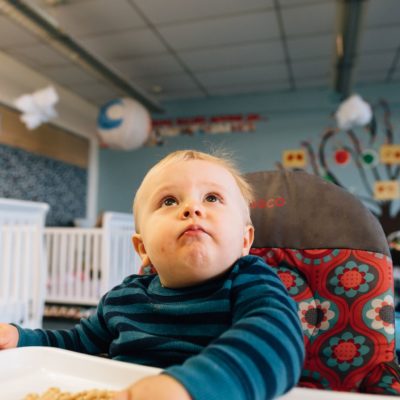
[356,70,388,84]
[34,0,146,37]
[5,43,70,67]
[133,74,199,93]
[179,41,285,72]
[279,0,332,5]
[360,26,400,53]
[158,12,279,50]
[281,2,336,37]
[364,0,400,28]
[356,52,395,75]
[112,54,184,78]
[295,77,329,89]
[0,17,39,49]
[135,0,273,24]
[196,64,288,87]
[287,34,334,60]
[40,64,98,85]
[79,29,166,60]
[68,81,122,104]
[292,58,332,80]
[156,89,206,102]
[208,80,290,96]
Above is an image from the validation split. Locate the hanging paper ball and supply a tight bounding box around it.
[97,98,152,150]
[361,149,379,167]
[334,149,351,165]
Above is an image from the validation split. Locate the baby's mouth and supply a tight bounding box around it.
[179,225,207,238]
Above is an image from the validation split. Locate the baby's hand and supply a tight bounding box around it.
[113,374,191,400]
[0,323,19,349]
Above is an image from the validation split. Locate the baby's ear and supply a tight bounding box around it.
[132,233,151,267]
[241,224,255,256]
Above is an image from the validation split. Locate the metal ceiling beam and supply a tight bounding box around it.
[0,0,164,113]
[334,0,368,99]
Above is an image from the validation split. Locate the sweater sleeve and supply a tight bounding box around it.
[164,256,305,400]
[16,296,113,355]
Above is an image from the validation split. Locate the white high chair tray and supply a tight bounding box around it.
[280,386,399,399]
[0,347,161,399]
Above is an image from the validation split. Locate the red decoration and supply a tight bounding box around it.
[334,149,351,165]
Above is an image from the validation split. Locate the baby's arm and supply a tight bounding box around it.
[162,256,305,400]
[0,323,19,349]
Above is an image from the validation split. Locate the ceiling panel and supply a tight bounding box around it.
[79,28,167,61]
[208,80,289,96]
[158,12,280,50]
[178,41,285,72]
[0,17,39,49]
[5,43,70,67]
[134,74,199,93]
[364,0,400,28]
[279,0,332,5]
[287,34,334,60]
[356,52,395,75]
[360,26,400,53]
[42,0,145,37]
[40,64,99,86]
[68,81,122,105]
[154,89,206,101]
[134,0,273,24]
[196,64,288,87]
[112,54,185,78]
[292,58,332,80]
[281,2,336,37]
[295,77,329,89]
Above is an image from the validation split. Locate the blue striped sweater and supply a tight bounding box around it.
[16,255,304,400]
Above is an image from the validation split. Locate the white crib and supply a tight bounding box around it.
[44,212,141,306]
[0,198,49,328]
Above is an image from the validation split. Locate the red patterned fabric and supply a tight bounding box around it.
[250,247,400,394]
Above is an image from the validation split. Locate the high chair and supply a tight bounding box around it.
[246,170,400,395]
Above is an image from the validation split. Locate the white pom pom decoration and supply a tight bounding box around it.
[97,98,151,150]
[335,94,372,130]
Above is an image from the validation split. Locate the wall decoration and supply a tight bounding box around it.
[14,86,58,130]
[374,181,400,201]
[97,98,152,150]
[278,99,400,238]
[361,149,379,168]
[333,148,351,166]
[151,113,262,144]
[0,144,87,226]
[282,149,307,168]
[380,144,400,164]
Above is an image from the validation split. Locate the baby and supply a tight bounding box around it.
[0,150,304,400]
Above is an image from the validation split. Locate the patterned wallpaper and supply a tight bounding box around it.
[0,144,87,226]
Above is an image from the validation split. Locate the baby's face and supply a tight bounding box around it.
[133,159,254,288]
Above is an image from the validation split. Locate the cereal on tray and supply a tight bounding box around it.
[24,387,116,400]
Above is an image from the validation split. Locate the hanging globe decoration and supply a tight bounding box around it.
[360,149,379,168]
[333,148,351,165]
[97,98,152,150]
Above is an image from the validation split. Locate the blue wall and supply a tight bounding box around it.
[98,82,400,219]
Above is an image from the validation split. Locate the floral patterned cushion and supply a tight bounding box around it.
[246,170,400,395]
[250,247,400,393]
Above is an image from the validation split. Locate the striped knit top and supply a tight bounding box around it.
[16,255,305,400]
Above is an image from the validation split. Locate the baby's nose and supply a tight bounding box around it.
[181,202,203,218]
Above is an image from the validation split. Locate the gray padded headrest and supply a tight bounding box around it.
[246,170,390,256]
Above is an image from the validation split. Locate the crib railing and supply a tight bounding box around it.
[0,198,49,328]
[45,212,140,306]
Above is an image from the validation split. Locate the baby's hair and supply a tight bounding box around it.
[133,149,254,231]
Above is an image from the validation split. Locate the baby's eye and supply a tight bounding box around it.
[162,197,178,207]
[205,194,221,203]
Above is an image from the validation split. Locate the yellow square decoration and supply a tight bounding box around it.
[282,149,307,168]
[374,180,400,200]
[380,144,400,164]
